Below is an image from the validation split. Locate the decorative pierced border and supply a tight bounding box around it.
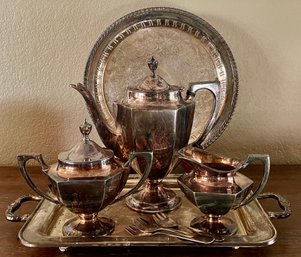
[83,7,239,148]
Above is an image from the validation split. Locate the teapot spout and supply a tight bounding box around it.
[71,83,123,158]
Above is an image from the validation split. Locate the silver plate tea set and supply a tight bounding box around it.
[18,56,271,238]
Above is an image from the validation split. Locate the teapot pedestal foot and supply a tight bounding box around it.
[125,181,181,213]
[191,215,237,236]
[62,213,115,236]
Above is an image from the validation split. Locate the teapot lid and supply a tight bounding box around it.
[58,120,114,166]
[127,57,182,102]
[138,57,170,92]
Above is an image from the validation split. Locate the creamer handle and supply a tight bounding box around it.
[240,154,270,206]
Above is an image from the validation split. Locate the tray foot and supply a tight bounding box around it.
[59,247,68,252]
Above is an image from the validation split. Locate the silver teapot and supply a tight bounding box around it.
[72,57,222,213]
[18,121,153,236]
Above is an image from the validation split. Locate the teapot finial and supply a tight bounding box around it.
[148,56,158,78]
[80,119,92,142]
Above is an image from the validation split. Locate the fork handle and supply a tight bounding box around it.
[155,227,192,237]
[182,225,225,242]
[156,226,220,242]
[153,231,215,245]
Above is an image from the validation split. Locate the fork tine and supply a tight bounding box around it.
[154,212,166,221]
[158,212,167,219]
[135,217,150,226]
[152,213,162,224]
[152,214,159,223]
[125,225,139,235]
[125,227,135,235]
[161,212,168,219]
[153,212,180,229]
[125,226,135,235]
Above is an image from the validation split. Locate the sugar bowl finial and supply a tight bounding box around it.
[80,119,92,141]
[148,56,158,78]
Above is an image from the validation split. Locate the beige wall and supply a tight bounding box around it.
[1,0,300,166]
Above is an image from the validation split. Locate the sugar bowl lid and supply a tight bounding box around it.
[57,120,114,178]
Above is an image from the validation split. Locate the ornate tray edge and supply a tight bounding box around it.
[16,176,277,249]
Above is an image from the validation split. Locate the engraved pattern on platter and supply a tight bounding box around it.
[95,17,228,143]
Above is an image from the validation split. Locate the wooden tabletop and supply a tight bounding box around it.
[1,165,300,257]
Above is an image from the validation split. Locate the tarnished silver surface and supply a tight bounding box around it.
[74,55,222,212]
[175,148,270,235]
[83,7,239,149]
[17,121,153,236]
[175,147,271,206]
[15,175,278,249]
[18,151,152,237]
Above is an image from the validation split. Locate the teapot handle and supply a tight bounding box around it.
[115,151,153,201]
[239,154,270,206]
[187,79,222,148]
[17,154,60,204]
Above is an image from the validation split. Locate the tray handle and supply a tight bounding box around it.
[258,192,291,219]
[5,195,42,222]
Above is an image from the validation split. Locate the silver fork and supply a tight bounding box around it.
[153,212,224,242]
[126,225,215,245]
[134,217,192,237]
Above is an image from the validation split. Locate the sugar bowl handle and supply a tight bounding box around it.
[17,154,60,204]
[115,151,153,201]
[240,154,270,206]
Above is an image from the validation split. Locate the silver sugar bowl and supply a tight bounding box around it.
[18,120,153,236]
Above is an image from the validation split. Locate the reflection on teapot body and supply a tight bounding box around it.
[176,146,270,235]
[18,121,153,236]
[72,57,222,213]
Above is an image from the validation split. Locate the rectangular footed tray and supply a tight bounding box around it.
[18,175,277,249]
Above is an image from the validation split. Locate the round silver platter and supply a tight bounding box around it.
[84,7,238,148]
